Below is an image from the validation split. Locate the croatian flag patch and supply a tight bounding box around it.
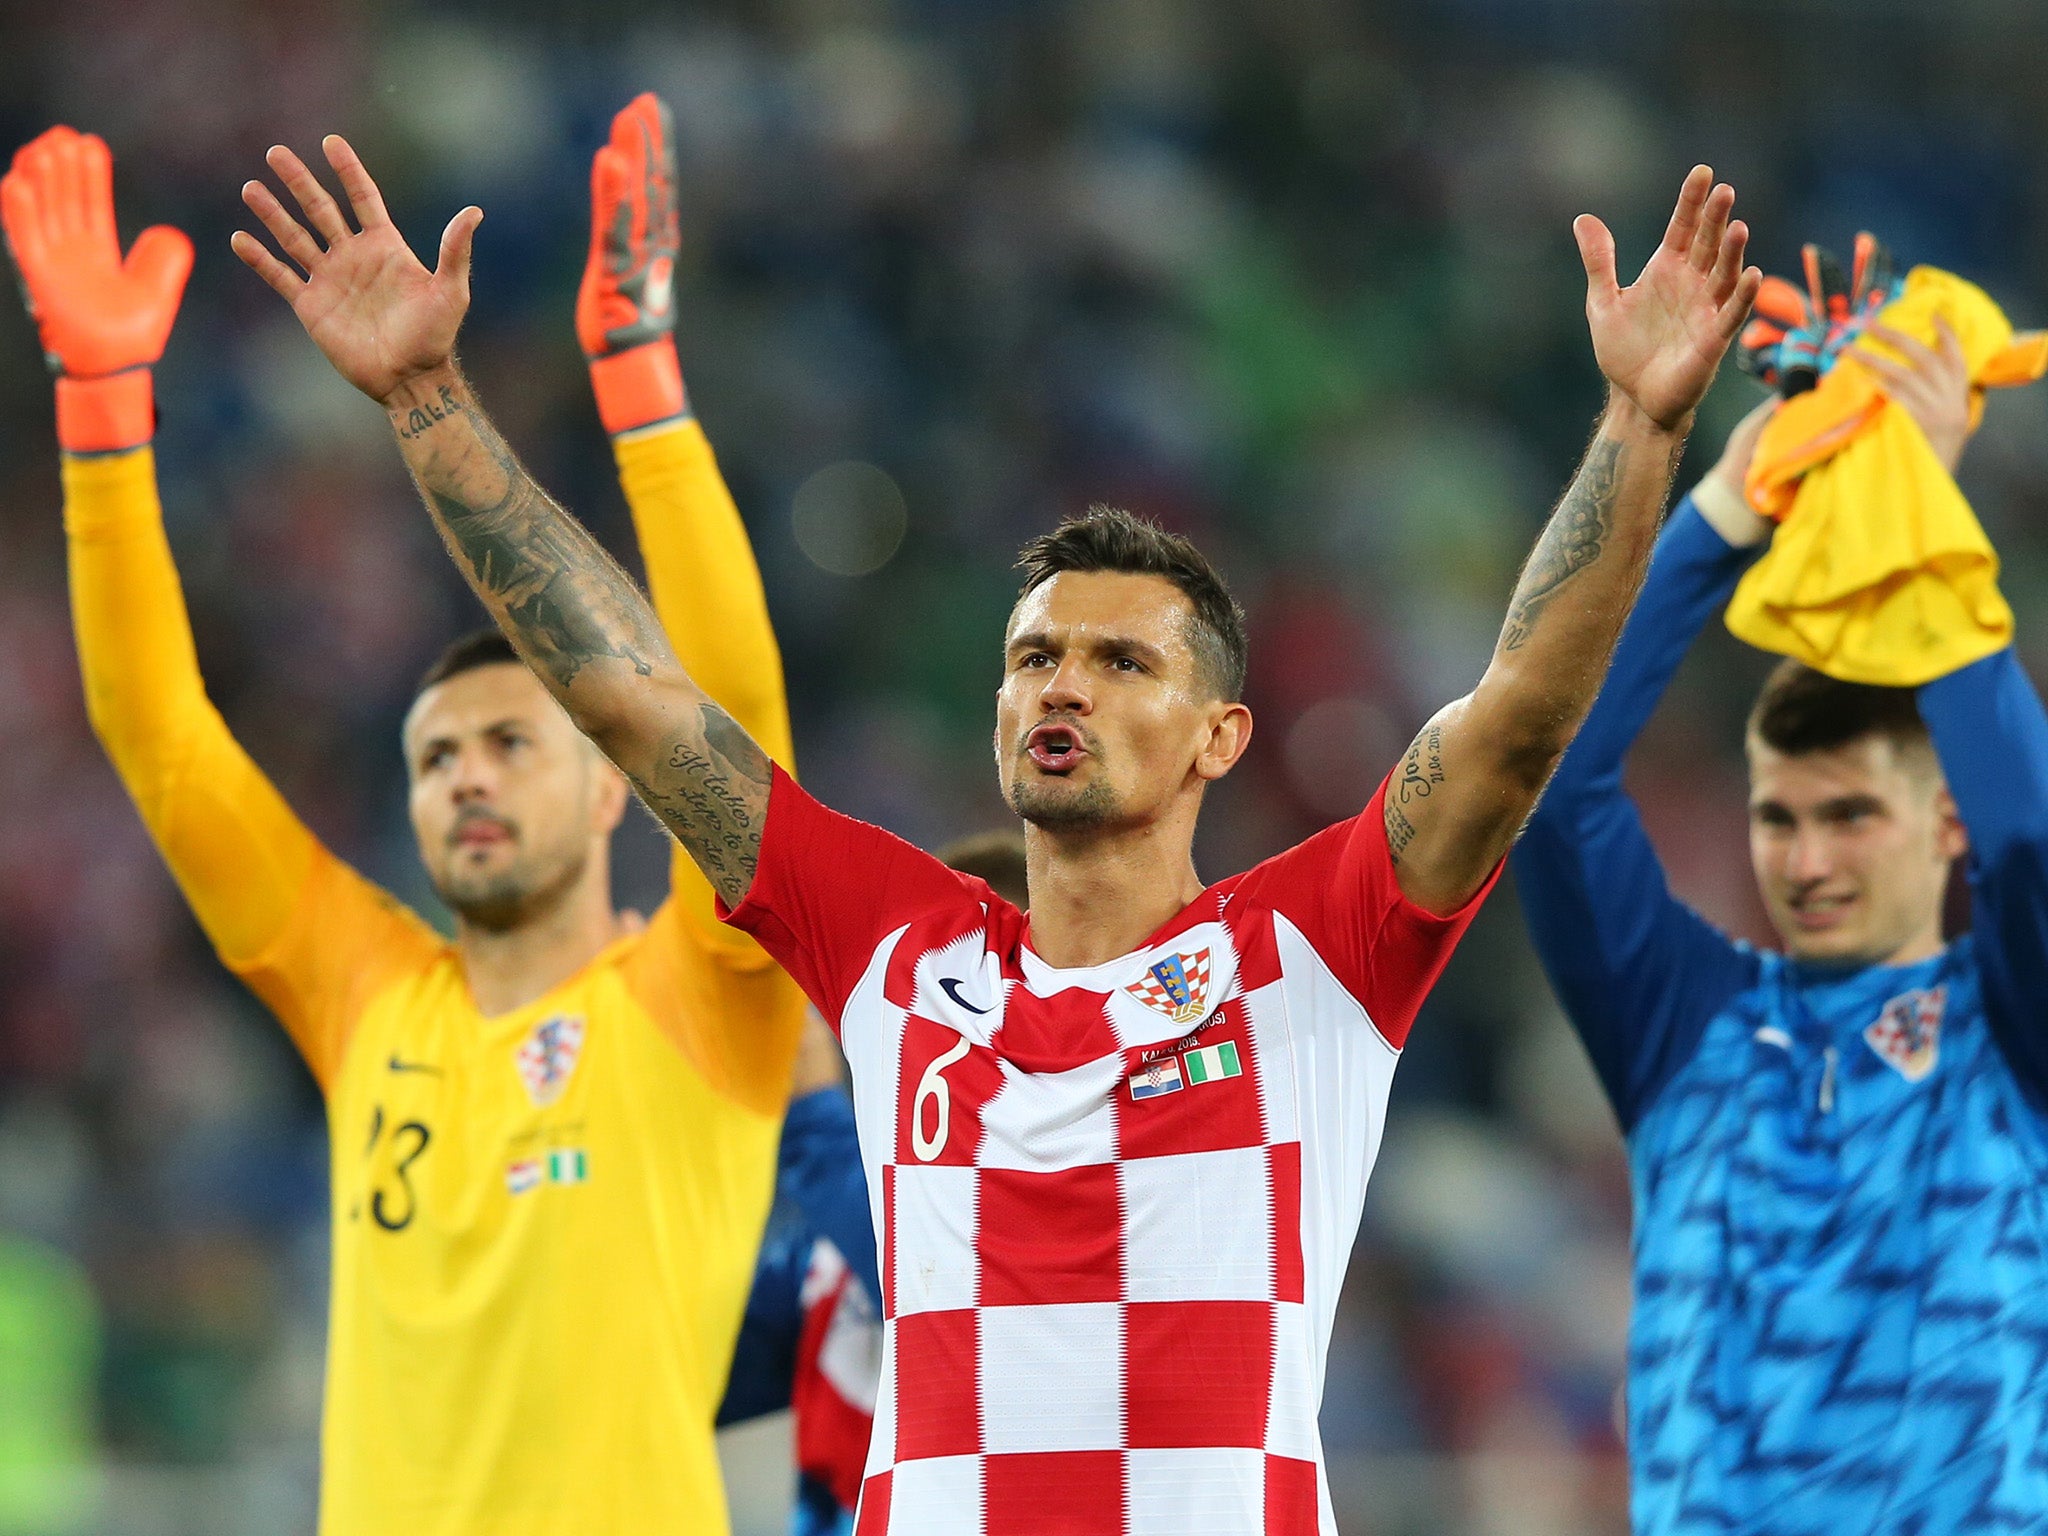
[1128,1056,1185,1100]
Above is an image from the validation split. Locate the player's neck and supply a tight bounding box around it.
[455,863,621,1018]
[1023,818,1206,969]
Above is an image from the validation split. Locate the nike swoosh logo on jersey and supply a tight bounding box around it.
[388,1054,443,1076]
[938,977,990,1014]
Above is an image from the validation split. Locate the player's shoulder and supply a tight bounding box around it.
[878,880,1027,998]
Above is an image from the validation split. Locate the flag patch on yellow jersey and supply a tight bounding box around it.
[507,1149,589,1194]
[516,1014,587,1106]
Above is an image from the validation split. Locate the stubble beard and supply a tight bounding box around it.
[1008,772,1123,831]
[437,840,590,934]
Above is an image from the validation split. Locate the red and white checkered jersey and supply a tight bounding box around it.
[726,766,1495,1535]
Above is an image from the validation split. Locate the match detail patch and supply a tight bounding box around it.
[1128,1057,1184,1101]
[1184,1041,1242,1085]
[506,1148,589,1195]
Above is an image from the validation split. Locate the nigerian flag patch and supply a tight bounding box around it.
[547,1149,588,1185]
[1184,1041,1241,1085]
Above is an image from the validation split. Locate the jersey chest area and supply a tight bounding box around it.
[325,962,765,1268]
[857,917,1321,1316]
[1633,971,2048,1304]
[879,919,1286,1166]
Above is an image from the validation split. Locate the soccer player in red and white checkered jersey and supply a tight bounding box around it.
[241,136,1759,1533]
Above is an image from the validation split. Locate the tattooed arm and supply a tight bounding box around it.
[231,136,768,904]
[398,367,768,901]
[1385,167,1761,913]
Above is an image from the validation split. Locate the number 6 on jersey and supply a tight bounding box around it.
[910,1035,972,1162]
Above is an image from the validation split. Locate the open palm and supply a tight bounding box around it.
[1578,166,1761,430]
[231,136,481,404]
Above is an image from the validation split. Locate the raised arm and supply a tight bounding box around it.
[6,127,436,1084]
[232,135,768,907]
[577,95,797,944]
[1387,166,1762,914]
[1511,412,1772,1127]
[1867,318,2048,1104]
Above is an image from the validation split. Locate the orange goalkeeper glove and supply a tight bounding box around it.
[577,92,687,435]
[2,126,192,454]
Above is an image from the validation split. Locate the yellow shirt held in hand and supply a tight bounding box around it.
[64,424,804,1536]
[1727,266,2048,686]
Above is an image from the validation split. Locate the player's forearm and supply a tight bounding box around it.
[65,448,211,770]
[616,422,796,772]
[1472,393,1686,780]
[1921,649,2048,867]
[386,364,672,712]
[1534,496,1761,804]
[65,447,323,963]
[385,364,770,904]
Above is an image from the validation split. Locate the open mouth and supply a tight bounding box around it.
[1025,721,1086,774]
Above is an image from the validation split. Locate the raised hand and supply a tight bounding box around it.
[2,125,192,452]
[1855,319,1973,474]
[231,136,482,405]
[576,93,689,435]
[577,92,679,361]
[1576,166,1762,431]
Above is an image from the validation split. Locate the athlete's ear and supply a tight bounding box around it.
[1933,783,1968,864]
[590,757,630,835]
[1194,702,1253,783]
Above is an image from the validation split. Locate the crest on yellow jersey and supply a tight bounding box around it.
[516,1014,587,1107]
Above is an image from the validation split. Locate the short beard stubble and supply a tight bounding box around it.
[437,840,591,934]
[1008,773,1123,831]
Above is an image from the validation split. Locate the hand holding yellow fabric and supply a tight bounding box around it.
[1727,266,2048,686]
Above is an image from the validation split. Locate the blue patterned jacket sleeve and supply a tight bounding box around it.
[1918,649,2048,1109]
[1511,499,1763,1133]
[775,1086,879,1298]
[717,1217,803,1427]
[715,1088,874,1426]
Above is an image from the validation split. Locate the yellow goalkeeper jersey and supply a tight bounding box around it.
[64,424,804,1536]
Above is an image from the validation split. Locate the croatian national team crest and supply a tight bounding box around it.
[1865,986,1944,1083]
[1126,949,1213,1026]
[516,1014,587,1107]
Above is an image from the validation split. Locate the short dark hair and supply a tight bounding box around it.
[417,628,521,697]
[1014,506,1248,701]
[1747,659,1931,760]
[937,830,1029,907]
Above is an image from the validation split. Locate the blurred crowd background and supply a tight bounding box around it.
[5,0,2048,1531]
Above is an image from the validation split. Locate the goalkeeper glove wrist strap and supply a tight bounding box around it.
[56,368,155,455]
[588,339,687,436]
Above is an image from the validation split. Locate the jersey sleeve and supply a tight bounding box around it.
[611,420,809,1108]
[1510,498,1762,1131]
[1918,648,2048,1108]
[620,420,795,966]
[723,767,986,1034]
[1230,777,1498,1050]
[64,449,442,1089]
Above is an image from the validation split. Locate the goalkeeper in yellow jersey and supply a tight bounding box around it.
[3,98,815,1536]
